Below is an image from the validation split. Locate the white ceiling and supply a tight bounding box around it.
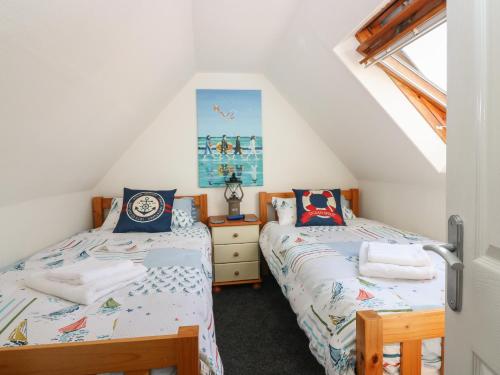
[0,0,444,208]
[193,0,300,72]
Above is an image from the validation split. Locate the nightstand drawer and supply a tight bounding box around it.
[214,261,259,282]
[214,243,259,263]
[212,225,259,245]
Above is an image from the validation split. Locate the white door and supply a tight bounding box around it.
[447,0,500,374]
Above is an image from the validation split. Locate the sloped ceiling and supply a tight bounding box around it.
[0,0,195,206]
[264,0,446,187]
[0,0,444,209]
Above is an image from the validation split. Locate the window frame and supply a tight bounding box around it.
[355,0,447,143]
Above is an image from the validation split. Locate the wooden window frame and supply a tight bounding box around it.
[356,0,446,64]
[356,0,447,143]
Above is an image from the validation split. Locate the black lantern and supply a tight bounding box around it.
[224,173,244,217]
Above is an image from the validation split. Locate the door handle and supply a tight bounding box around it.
[424,215,464,312]
[423,244,464,270]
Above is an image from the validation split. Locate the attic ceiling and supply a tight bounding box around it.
[193,0,300,72]
[0,0,444,208]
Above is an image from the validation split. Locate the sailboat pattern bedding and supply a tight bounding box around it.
[259,218,445,375]
[0,222,223,375]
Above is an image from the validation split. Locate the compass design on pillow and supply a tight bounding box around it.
[127,192,165,223]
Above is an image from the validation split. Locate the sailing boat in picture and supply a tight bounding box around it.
[8,319,27,345]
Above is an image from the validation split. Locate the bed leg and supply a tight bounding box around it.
[252,282,261,290]
[356,310,383,375]
[213,285,222,293]
[177,326,199,375]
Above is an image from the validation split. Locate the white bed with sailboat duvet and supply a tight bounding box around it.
[0,195,223,375]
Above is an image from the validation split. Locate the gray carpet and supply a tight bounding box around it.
[213,275,324,375]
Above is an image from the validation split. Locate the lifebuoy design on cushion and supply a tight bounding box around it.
[300,190,343,225]
[126,192,168,223]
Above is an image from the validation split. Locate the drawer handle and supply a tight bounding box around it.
[234,270,240,276]
[232,233,239,238]
[233,252,239,257]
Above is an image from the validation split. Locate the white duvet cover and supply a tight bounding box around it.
[259,218,445,375]
[0,223,222,375]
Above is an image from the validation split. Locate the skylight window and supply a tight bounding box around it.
[355,0,447,143]
[401,23,447,92]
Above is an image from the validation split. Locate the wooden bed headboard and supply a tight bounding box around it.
[91,194,208,229]
[258,189,360,226]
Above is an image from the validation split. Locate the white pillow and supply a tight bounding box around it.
[342,207,356,220]
[100,197,123,231]
[171,208,194,228]
[272,197,296,226]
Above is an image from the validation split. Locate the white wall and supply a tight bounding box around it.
[0,0,195,207]
[94,73,358,216]
[359,180,446,241]
[263,0,447,240]
[0,191,92,268]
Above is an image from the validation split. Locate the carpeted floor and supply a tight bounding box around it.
[213,275,324,375]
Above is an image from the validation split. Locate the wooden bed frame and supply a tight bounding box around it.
[0,195,210,375]
[258,190,446,375]
[92,194,208,228]
[357,310,445,375]
[0,326,199,375]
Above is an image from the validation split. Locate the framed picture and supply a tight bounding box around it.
[197,89,263,187]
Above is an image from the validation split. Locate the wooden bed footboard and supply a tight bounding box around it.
[356,309,445,375]
[0,325,199,375]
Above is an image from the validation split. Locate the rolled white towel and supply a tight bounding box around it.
[25,264,147,305]
[46,258,135,285]
[366,242,431,267]
[359,243,436,280]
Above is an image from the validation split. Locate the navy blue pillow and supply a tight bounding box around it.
[113,188,177,233]
[293,189,345,227]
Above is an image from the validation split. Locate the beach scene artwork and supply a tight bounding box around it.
[197,89,263,187]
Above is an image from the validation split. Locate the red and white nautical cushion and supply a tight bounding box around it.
[293,189,345,227]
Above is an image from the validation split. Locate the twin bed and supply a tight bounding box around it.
[0,194,220,375]
[259,190,445,375]
[0,189,446,375]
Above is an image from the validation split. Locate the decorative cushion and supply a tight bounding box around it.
[340,195,356,221]
[172,197,196,228]
[341,195,350,209]
[100,197,122,231]
[113,188,177,233]
[342,207,356,221]
[272,197,296,226]
[173,197,193,216]
[171,209,195,228]
[191,204,199,222]
[293,189,345,227]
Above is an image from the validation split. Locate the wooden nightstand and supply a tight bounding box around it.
[208,214,262,292]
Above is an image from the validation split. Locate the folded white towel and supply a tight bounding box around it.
[46,258,135,285]
[25,264,147,305]
[366,242,431,267]
[359,243,436,280]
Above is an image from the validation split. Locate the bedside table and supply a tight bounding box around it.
[208,214,262,292]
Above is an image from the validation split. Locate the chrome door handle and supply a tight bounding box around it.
[423,244,464,270]
[424,215,464,312]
